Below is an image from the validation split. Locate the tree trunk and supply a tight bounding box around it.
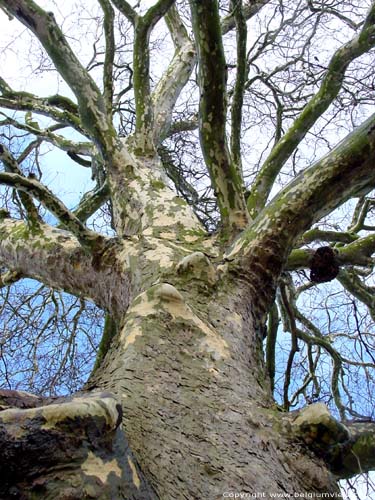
[0,247,343,498]
[85,268,341,499]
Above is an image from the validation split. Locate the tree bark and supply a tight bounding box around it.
[83,251,342,499]
[0,238,344,499]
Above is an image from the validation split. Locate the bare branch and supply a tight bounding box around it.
[73,181,110,223]
[0,142,41,223]
[0,78,84,134]
[221,0,271,35]
[109,0,137,24]
[337,269,375,321]
[0,170,100,250]
[289,404,375,479]
[0,218,128,315]
[0,0,116,153]
[98,0,115,118]
[247,0,375,218]
[189,0,249,235]
[226,112,375,315]
[229,0,247,170]
[152,4,195,143]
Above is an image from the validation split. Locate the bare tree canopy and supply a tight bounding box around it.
[1,0,375,498]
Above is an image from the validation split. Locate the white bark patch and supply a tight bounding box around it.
[290,403,349,446]
[201,236,220,255]
[81,451,122,482]
[121,323,144,349]
[0,393,120,437]
[118,240,141,269]
[127,457,141,489]
[292,403,331,428]
[127,296,159,317]
[144,241,175,269]
[153,283,184,302]
[159,231,177,239]
[39,394,121,430]
[224,236,246,260]
[184,234,200,242]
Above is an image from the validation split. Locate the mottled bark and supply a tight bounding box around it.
[0,230,349,498]
[1,0,375,498]
[83,243,341,498]
[0,391,157,499]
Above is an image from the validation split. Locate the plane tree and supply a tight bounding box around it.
[0,0,375,497]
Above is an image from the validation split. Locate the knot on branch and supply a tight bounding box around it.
[176,251,217,285]
[290,403,349,448]
[310,246,339,283]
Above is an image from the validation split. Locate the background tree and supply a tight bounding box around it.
[1,0,375,497]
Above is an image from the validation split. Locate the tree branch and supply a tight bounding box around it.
[152,4,196,143]
[113,0,175,153]
[226,112,375,314]
[221,0,271,35]
[0,218,128,316]
[0,78,84,134]
[0,391,156,497]
[288,403,375,479]
[246,0,375,218]
[335,420,375,479]
[73,181,110,223]
[0,142,41,223]
[109,0,137,24]
[0,115,92,155]
[337,269,375,321]
[0,170,100,250]
[189,0,249,235]
[0,0,116,154]
[229,0,247,171]
[286,232,375,271]
[98,0,115,118]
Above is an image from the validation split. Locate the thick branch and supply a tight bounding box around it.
[0,218,129,315]
[0,391,156,498]
[189,0,249,235]
[286,233,375,271]
[297,228,358,246]
[0,115,92,154]
[0,76,79,115]
[0,171,100,250]
[226,112,375,314]
[247,1,375,218]
[98,0,115,118]
[229,0,247,170]
[73,181,110,223]
[288,403,375,479]
[119,0,175,153]
[109,0,137,24]
[0,79,84,134]
[335,420,375,479]
[152,5,196,143]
